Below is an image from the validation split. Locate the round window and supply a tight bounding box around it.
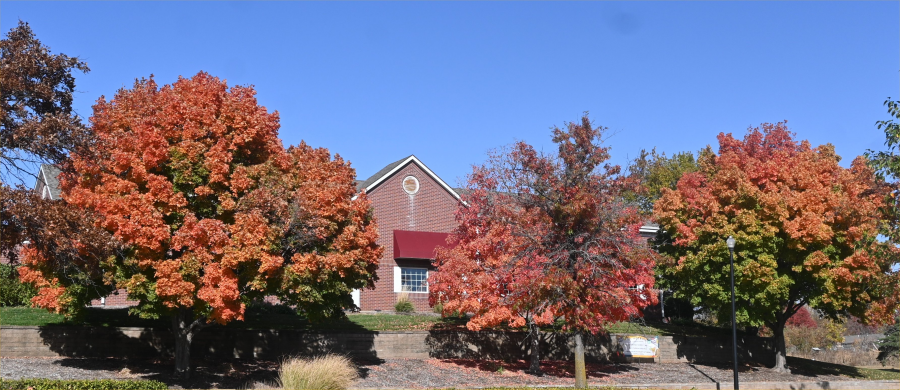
[402,176,419,194]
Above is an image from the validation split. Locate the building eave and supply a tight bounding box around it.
[352,155,462,201]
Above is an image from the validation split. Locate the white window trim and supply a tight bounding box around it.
[402,175,420,194]
[394,266,429,293]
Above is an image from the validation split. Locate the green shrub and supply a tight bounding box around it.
[394,290,414,313]
[432,301,443,314]
[784,317,846,353]
[0,264,36,307]
[279,354,358,390]
[877,317,899,366]
[394,299,414,313]
[0,378,167,390]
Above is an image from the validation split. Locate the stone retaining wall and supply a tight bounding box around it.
[0,326,772,364]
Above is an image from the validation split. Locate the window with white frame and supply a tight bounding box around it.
[394,267,428,293]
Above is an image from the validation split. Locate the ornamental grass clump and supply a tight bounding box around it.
[394,290,414,313]
[279,354,358,390]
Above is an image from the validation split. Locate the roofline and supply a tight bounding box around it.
[39,165,53,200]
[352,156,462,201]
[639,225,659,234]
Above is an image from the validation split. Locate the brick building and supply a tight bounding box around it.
[30,157,464,311]
[30,159,660,313]
[352,155,462,312]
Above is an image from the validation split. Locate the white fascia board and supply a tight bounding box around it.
[639,225,659,234]
[39,166,53,200]
[352,156,462,201]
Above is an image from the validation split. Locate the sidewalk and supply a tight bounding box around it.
[606,380,900,390]
[351,358,899,389]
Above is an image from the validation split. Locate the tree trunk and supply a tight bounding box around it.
[771,321,791,373]
[172,308,203,379]
[525,314,543,376]
[574,331,587,388]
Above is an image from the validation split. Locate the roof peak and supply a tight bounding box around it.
[354,155,460,200]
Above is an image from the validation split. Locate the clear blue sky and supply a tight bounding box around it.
[3,1,898,185]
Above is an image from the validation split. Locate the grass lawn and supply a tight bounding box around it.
[0,307,66,326]
[0,305,759,338]
[607,320,749,337]
[0,306,468,331]
[788,356,900,380]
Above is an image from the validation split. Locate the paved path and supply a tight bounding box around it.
[2,357,897,389]
[353,358,897,389]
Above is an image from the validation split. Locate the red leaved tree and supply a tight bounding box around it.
[786,307,817,329]
[19,72,382,377]
[430,115,657,385]
[1,20,92,183]
[1,21,113,298]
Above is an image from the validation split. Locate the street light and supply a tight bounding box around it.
[726,235,739,390]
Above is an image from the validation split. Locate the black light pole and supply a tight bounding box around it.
[727,235,739,390]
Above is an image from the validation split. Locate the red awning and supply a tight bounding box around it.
[393,230,453,259]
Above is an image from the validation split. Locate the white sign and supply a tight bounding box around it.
[617,335,659,358]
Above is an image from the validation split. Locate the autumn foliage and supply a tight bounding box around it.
[653,122,897,370]
[16,72,381,376]
[786,306,817,329]
[1,21,113,309]
[430,115,657,376]
[1,21,92,182]
[2,186,118,311]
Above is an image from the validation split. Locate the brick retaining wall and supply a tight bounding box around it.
[0,326,772,364]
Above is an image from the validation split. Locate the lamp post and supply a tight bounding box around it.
[726,235,739,390]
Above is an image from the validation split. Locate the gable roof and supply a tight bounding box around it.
[355,155,461,201]
[356,155,412,192]
[355,157,659,236]
[36,164,62,200]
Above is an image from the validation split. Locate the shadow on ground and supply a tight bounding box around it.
[435,358,639,379]
[53,357,279,389]
[787,356,872,379]
[36,307,386,389]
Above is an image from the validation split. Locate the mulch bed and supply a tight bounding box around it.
[0,356,863,389]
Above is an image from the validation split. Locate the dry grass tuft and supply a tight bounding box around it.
[278,354,359,390]
[791,349,882,367]
[395,289,414,313]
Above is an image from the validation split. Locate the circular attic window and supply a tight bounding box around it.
[402,176,420,194]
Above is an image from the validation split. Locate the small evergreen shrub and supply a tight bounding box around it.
[0,379,167,390]
[877,317,899,366]
[279,354,358,390]
[0,264,36,306]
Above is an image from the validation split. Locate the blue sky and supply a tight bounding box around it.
[3,1,898,185]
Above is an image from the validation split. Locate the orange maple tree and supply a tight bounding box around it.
[18,72,382,377]
[430,115,657,380]
[654,122,897,372]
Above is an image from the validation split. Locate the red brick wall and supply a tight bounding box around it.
[360,162,460,312]
[89,289,140,308]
